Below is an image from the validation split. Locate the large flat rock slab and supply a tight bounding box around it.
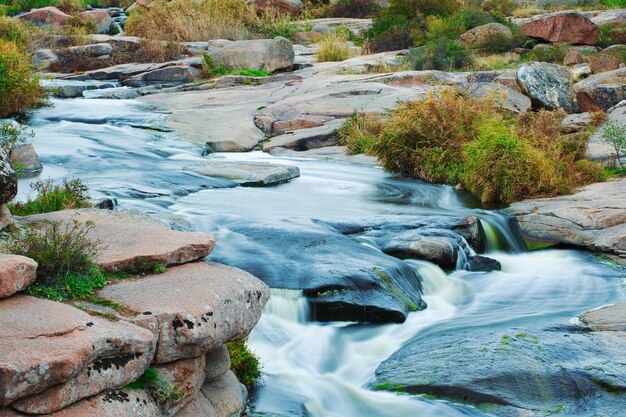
[0,296,155,407]
[582,304,626,332]
[96,262,270,363]
[0,255,37,299]
[506,179,626,262]
[20,209,215,272]
[185,161,300,186]
[262,120,343,152]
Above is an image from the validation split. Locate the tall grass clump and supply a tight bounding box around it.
[316,32,352,62]
[2,218,105,301]
[338,112,383,154]
[371,91,604,204]
[125,0,258,41]
[0,40,46,117]
[8,178,92,216]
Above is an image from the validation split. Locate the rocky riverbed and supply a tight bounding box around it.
[1,5,626,417]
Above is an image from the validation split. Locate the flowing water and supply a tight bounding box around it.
[16,97,624,417]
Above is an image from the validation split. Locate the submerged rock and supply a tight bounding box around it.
[185,161,300,186]
[375,325,626,415]
[210,219,427,323]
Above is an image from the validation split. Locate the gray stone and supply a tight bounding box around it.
[10,144,42,172]
[32,49,59,70]
[211,37,295,73]
[174,392,218,417]
[124,65,201,87]
[0,149,17,205]
[586,100,626,164]
[591,9,626,26]
[506,178,626,261]
[574,68,626,112]
[582,303,626,333]
[185,161,300,186]
[570,63,592,82]
[66,43,113,57]
[468,82,531,114]
[458,23,512,49]
[516,62,574,111]
[561,112,592,133]
[250,0,303,16]
[0,205,13,230]
[263,120,343,152]
[268,145,378,166]
[95,262,270,363]
[374,325,626,415]
[200,371,247,417]
[204,345,231,382]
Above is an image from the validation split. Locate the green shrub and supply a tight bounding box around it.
[0,121,34,154]
[372,92,604,204]
[8,178,92,216]
[316,32,351,62]
[407,39,472,71]
[328,0,380,18]
[3,218,104,300]
[524,44,569,63]
[461,118,558,204]
[338,112,382,154]
[480,0,517,16]
[227,339,261,389]
[0,16,33,49]
[0,40,46,117]
[598,23,626,47]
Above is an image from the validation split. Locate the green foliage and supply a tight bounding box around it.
[201,53,269,78]
[480,0,517,16]
[338,112,382,154]
[126,368,185,404]
[8,178,91,216]
[0,16,33,49]
[3,218,104,300]
[524,45,569,63]
[603,121,626,168]
[372,92,604,204]
[407,39,472,71]
[461,117,556,204]
[227,339,261,389]
[0,121,33,154]
[328,0,380,18]
[0,40,46,118]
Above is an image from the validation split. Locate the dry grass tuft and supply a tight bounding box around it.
[316,32,352,62]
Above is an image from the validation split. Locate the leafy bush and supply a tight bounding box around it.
[0,16,33,49]
[407,39,472,71]
[3,218,104,300]
[480,0,517,16]
[603,121,626,168]
[227,339,261,389]
[338,112,382,154]
[316,32,351,62]
[328,0,380,18]
[8,178,92,216]
[0,40,46,117]
[0,121,33,154]
[372,91,604,204]
[598,23,626,47]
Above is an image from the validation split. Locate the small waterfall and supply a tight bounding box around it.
[263,288,310,324]
[479,215,526,253]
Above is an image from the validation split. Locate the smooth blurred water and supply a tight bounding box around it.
[17,96,624,417]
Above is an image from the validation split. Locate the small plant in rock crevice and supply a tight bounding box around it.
[125,368,185,405]
[227,339,262,390]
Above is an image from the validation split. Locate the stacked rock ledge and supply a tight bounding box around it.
[1,208,270,416]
